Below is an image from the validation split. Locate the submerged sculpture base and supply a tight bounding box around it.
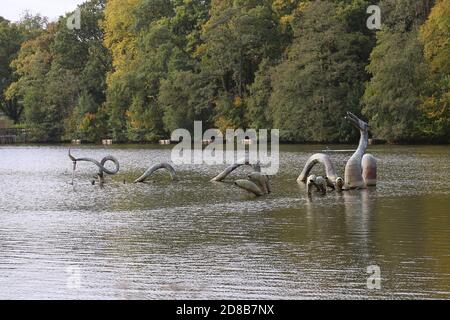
[362,154,377,186]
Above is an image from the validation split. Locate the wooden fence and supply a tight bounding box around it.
[0,128,29,144]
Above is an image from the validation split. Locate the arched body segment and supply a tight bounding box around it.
[297,153,339,185]
[234,179,264,196]
[211,157,261,182]
[134,163,178,183]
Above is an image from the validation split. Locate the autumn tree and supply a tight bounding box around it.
[58,0,111,142]
[7,0,110,141]
[362,0,434,142]
[102,0,141,141]
[6,24,57,140]
[269,0,374,142]
[0,18,22,122]
[419,0,449,141]
[195,0,282,131]
[103,0,212,141]
[2,0,448,143]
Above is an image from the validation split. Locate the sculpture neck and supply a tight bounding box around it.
[353,130,368,159]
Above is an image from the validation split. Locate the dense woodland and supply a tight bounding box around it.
[0,0,448,143]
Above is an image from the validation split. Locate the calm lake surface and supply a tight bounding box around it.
[0,144,449,299]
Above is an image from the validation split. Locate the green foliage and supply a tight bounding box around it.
[0,18,25,123]
[2,0,448,143]
[159,70,214,133]
[362,0,443,143]
[379,0,434,32]
[6,24,55,140]
[6,1,109,142]
[418,0,450,141]
[103,0,211,141]
[196,0,282,131]
[363,30,427,142]
[269,0,374,142]
[245,59,274,129]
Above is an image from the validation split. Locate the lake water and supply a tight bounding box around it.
[0,144,449,299]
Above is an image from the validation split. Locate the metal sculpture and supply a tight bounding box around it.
[69,150,120,188]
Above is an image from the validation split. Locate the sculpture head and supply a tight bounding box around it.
[315,176,327,195]
[335,177,344,191]
[306,174,316,195]
[345,111,370,132]
[307,174,317,185]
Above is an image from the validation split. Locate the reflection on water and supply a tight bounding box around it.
[0,144,449,299]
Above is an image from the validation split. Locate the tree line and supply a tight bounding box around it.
[0,0,448,143]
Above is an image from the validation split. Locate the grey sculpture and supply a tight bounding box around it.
[344,111,377,189]
[298,112,377,192]
[306,175,327,196]
[297,153,342,189]
[234,179,265,197]
[211,157,261,182]
[134,163,178,183]
[248,172,272,194]
[69,150,120,188]
[362,154,377,186]
[234,172,271,197]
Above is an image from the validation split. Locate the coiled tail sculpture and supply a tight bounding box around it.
[134,163,178,183]
[69,150,120,188]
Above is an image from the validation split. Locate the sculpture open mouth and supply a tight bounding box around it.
[345,111,361,129]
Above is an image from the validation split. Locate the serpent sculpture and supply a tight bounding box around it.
[234,172,271,197]
[235,179,265,196]
[248,172,272,194]
[68,150,120,188]
[298,111,377,193]
[306,175,327,196]
[211,157,271,196]
[211,157,261,182]
[297,153,341,189]
[362,154,377,187]
[66,112,376,198]
[344,111,377,189]
[134,163,178,183]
